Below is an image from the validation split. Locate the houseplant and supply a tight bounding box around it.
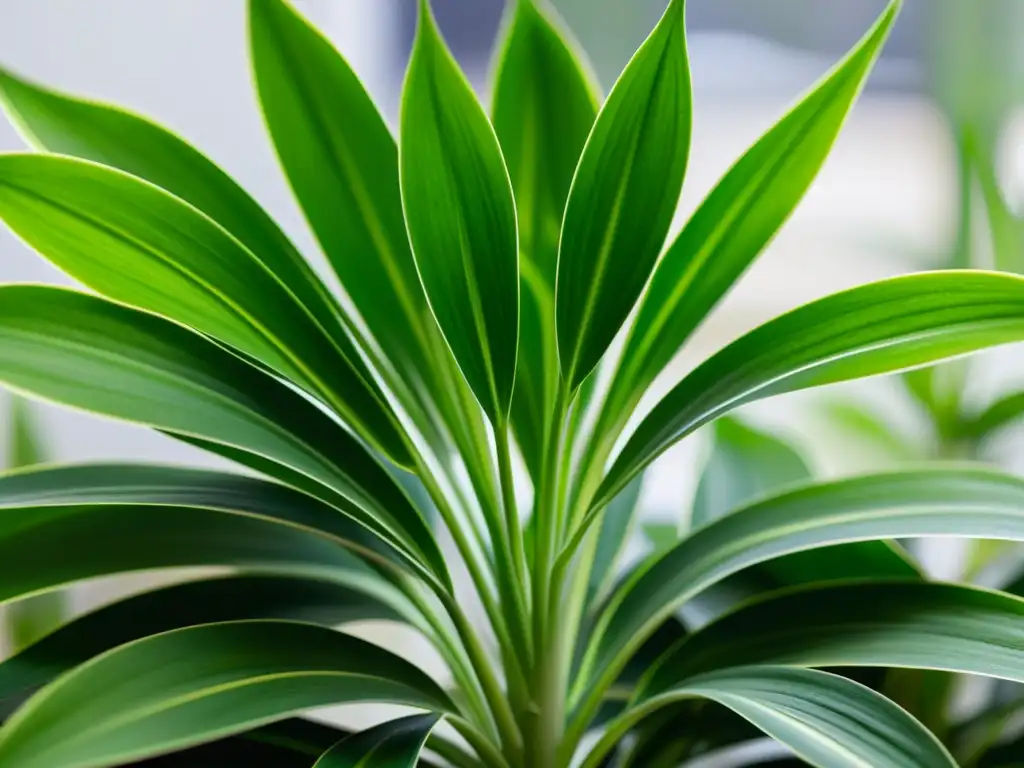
[4,0,1024,765]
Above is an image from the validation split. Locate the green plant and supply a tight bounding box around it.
[6,0,1024,765]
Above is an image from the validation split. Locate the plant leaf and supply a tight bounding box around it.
[0,574,402,714]
[4,396,65,652]
[313,714,441,768]
[0,153,410,466]
[247,0,431,376]
[555,0,690,391]
[0,65,346,350]
[0,620,452,768]
[577,467,1024,709]
[964,389,1024,440]
[641,581,1024,697]
[588,471,645,607]
[400,1,519,423]
[593,667,954,768]
[597,271,1024,508]
[0,287,446,585]
[491,0,599,286]
[607,1,898,416]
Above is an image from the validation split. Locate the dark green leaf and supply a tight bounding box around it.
[0,574,401,713]
[607,1,898,415]
[0,621,452,768]
[641,581,1024,697]
[578,468,1024,710]
[0,287,446,585]
[0,64,346,348]
[0,153,410,465]
[4,396,66,653]
[400,0,519,423]
[598,271,1024,507]
[588,472,644,607]
[555,0,690,391]
[313,714,440,767]
[591,667,954,768]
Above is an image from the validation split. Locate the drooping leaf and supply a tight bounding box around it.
[0,574,402,713]
[587,667,955,768]
[0,287,447,585]
[641,581,1024,697]
[0,64,346,346]
[491,0,599,286]
[400,0,519,424]
[4,396,66,653]
[313,714,441,767]
[0,154,410,466]
[0,621,452,768]
[555,0,690,391]
[577,468,1024,711]
[606,1,899,418]
[597,271,1024,507]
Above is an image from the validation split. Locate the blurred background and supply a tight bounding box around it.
[3,0,1024,736]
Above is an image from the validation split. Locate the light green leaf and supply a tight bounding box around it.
[692,417,810,528]
[491,0,599,286]
[400,0,520,424]
[0,153,409,466]
[587,667,954,768]
[4,396,66,653]
[0,64,346,348]
[641,581,1024,697]
[576,468,1024,715]
[819,399,922,462]
[555,0,690,391]
[247,0,430,376]
[597,271,1024,508]
[313,714,441,768]
[964,389,1024,441]
[0,620,453,768]
[0,574,401,712]
[0,287,446,585]
[588,472,644,607]
[607,1,898,417]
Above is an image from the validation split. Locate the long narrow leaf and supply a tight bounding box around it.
[555,0,690,391]
[597,271,1024,507]
[313,714,441,767]
[575,468,1024,716]
[0,621,452,768]
[400,0,519,424]
[0,287,446,585]
[606,1,899,419]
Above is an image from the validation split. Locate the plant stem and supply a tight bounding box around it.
[448,717,514,768]
[496,418,530,603]
[442,592,525,765]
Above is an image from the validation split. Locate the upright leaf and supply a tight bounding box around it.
[248,0,430,374]
[3,396,64,652]
[400,1,520,423]
[313,714,441,768]
[597,271,1024,507]
[0,153,409,465]
[0,287,447,585]
[0,65,346,345]
[491,0,599,285]
[0,621,452,768]
[607,1,899,417]
[555,0,690,390]
[588,472,645,607]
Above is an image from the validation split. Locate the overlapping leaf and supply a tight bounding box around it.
[0,621,452,768]
[597,271,1024,507]
[555,0,690,390]
[400,1,519,423]
[313,714,441,767]
[605,0,899,420]
[0,287,446,584]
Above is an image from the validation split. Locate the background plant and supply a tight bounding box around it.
[4,0,1024,766]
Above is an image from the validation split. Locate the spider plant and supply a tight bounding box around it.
[5,0,1024,766]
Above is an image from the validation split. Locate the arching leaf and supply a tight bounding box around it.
[313,714,441,767]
